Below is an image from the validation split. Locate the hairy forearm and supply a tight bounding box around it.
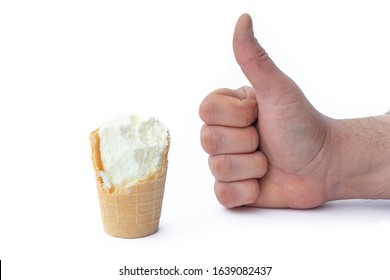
[329,114,390,200]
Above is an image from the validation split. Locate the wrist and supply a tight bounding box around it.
[328,116,390,201]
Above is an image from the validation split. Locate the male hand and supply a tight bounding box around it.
[200,14,338,209]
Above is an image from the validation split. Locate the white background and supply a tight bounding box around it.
[1,1,390,279]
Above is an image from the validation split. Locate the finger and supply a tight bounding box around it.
[201,124,259,155]
[214,179,260,208]
[199,87,258,127]
[249,170,325,209]
[233,14,304,105]
[208,151,268,182]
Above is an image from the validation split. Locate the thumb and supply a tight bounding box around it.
[233,14,303,104]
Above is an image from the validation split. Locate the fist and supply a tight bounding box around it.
[200,87,268,208]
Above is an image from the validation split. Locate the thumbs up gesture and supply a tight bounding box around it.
[200,14,335,209]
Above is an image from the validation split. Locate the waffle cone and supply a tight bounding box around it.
[89,129,169,238]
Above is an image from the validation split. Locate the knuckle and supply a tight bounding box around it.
[209,154,232,181]
[239,105,254,127]
[199,96,214,124]
[199,89,230,124]
[237,98,258,127]
[247,180,260,204]
[238,44,270,71]
[249,126,260,151]
[241,86,256,99]
[257,152,268,177]
[214,182,237,208]
[200,125,220,155]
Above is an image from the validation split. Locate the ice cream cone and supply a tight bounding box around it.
[89,129,169,238]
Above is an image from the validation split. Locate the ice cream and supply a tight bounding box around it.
[98,115,169,191]
[89,114,170,238]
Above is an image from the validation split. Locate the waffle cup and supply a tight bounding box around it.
[89,129,170,238]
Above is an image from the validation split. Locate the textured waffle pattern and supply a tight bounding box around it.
[98,170,167,238]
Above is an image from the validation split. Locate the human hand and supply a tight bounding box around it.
[200,14,339,209]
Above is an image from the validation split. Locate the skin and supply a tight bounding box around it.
[199,14,390,209]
